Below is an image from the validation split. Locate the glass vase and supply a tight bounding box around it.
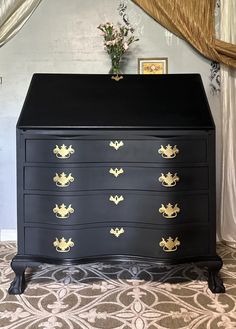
[109,57,122,75]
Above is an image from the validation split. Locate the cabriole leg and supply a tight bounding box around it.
[208,270,225,293]
[207,260,225,293]
[8,259,27,295]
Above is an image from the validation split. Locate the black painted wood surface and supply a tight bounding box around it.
[9,73,224,294]
[25,137,207,163]
[17,74,214,129]
[24,192,209,225]
[24,225,209,259]
[24,166,209,191]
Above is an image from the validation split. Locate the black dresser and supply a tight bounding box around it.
[9,73,225,294]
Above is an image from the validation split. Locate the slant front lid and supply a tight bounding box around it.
[17,73,214,129]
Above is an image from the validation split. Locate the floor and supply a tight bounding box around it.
[0,242,236,329]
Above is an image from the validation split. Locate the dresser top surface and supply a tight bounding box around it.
[17,73,214,129]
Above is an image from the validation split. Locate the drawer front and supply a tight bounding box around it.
[25,138,207,163]
[24,166,208,191]
[24,226,209,259]
[25,193,208,225]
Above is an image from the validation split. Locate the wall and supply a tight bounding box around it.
[0,0,221,238]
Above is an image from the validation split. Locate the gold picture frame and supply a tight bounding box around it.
[138,58,168,74]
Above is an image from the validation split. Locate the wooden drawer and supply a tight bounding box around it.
[24,166,208,191]
[24,192,209,225]
[25,138,207,163]
[24,225,209,259]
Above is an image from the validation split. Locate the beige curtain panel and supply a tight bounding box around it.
[220,0,236,247]
[132,0,236,68]
[0,0,41,47]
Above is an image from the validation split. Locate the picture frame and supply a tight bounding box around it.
[138,58,168,74]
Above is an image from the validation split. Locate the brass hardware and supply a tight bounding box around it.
[53,172,74,187]
[159,203,180,219]
[109,168,124,177]
[109,140,124,150]
[158,172,179,187]
[109,195,124,205]
[53,237,74,252]
[159,237,180,252]
[53,203,74,219]
[110,227,124,237]
[158,144,179,159]
[111,75,123,82]
[53,144,75,159]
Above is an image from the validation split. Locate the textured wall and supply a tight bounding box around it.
[0,0,221,231]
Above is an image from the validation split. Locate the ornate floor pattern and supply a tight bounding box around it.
[0,242,236,329]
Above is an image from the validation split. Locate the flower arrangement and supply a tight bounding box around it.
[98,22,139,74]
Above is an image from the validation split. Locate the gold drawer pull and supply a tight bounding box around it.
[110,227,124,237]
[53,144,75,159]
[53,237,74,252]
[53,203,74,219]
[158,172,179,187]
[109,140,124,150]
[158,144,179,159]
[53,172,74,187]
[159,203,180,219]
[109,168,124,177]
[159,237,180,252]
[109,195,124,205]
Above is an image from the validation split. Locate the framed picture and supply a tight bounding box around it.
[138,58,168,74]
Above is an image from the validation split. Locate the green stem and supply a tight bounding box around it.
[111,57,121,74]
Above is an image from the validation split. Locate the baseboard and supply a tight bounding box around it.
[0,229,17,241]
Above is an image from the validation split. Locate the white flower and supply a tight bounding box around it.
[104,22,113,28]
[123,42,129,50]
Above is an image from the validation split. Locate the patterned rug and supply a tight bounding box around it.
[0,242,236,329]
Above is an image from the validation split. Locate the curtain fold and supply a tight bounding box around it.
[0,0,42,47]
[220,0,236,247]
[132,0,236,68]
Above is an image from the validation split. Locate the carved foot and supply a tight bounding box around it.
[8,274,25,295]
[8,260,26,295]
[208,271,225,293]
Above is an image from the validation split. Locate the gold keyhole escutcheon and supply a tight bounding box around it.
[158,172,179,187]
[159,237,180,252]
[158,144,179,159]
[110,227,124,237]
[53,144,75,159]
[111,75,123,82]
[109,141,124,150]
[109,195,124,205]
[109,168,124,177]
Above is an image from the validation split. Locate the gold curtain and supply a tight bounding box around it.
[132,0,236,68]
[0,0,42,47]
